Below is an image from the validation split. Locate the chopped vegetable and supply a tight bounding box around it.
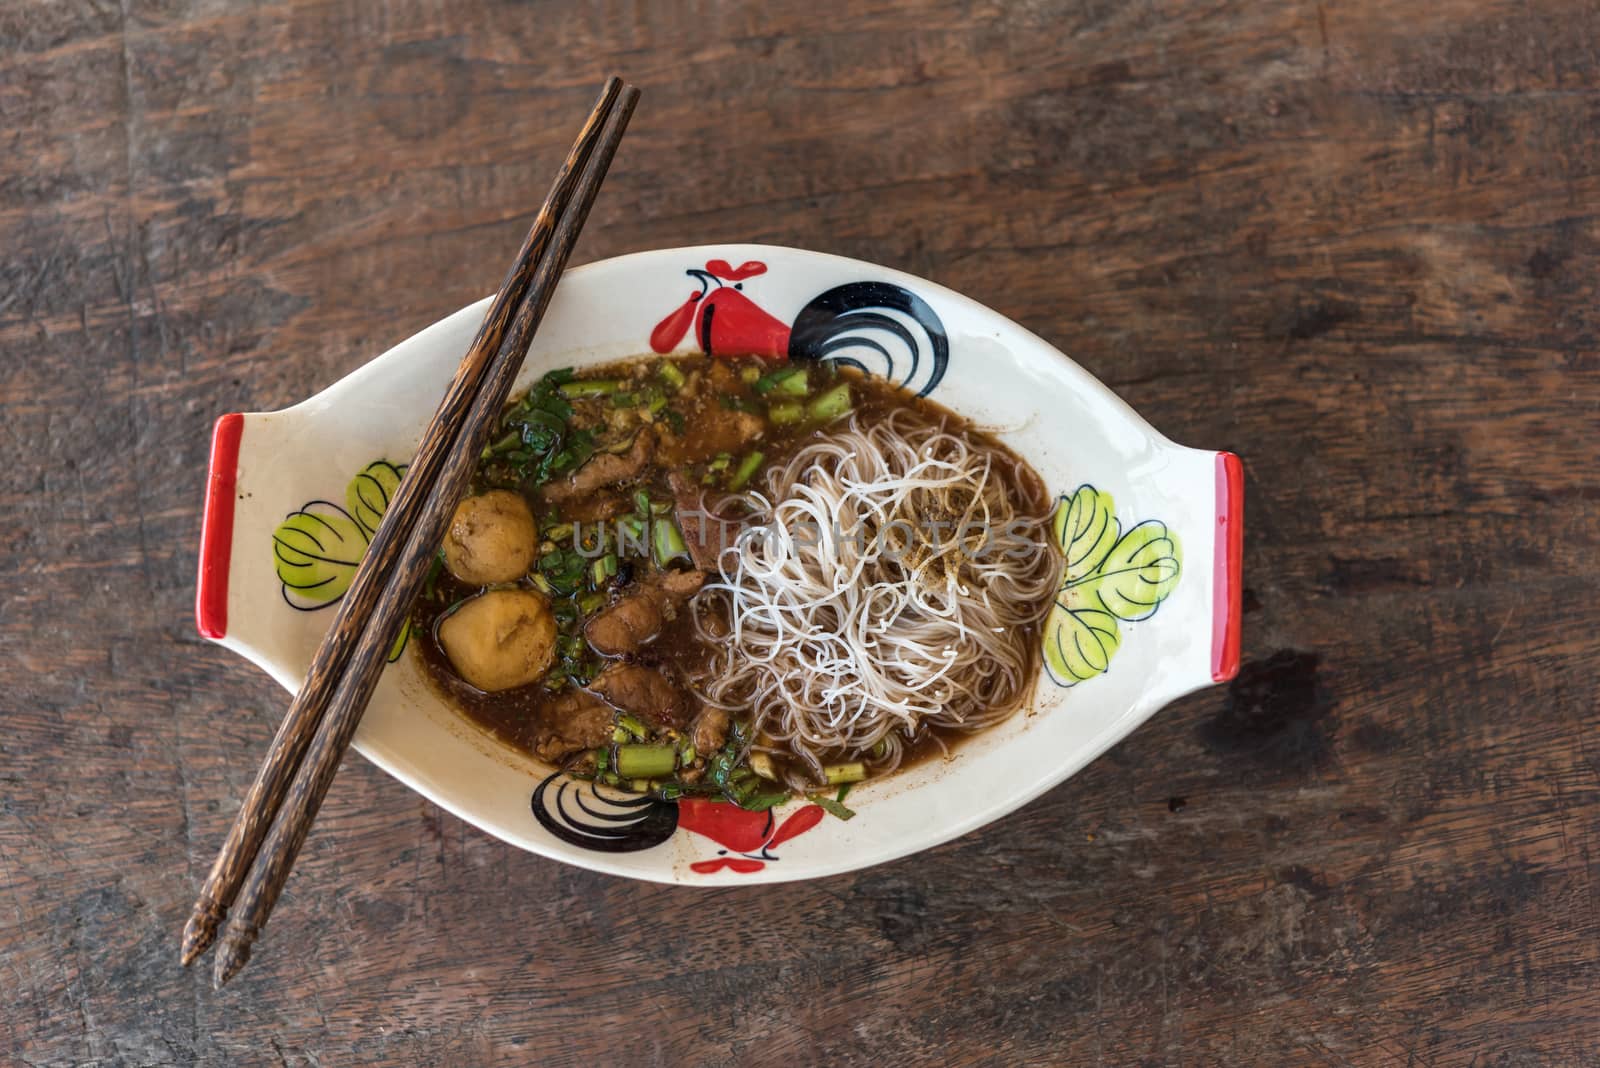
[602,434,638,455]
[657,361,686,391]
[742,791,791,812]
[578,590,606,615]
[806,383,852,423]
[558,379,621,398]
[616,714,650,741]
[610,391,640,408]
[662,409,686,434]
[728,450,765,491]
[815,796,856,821]
[617,516,648,556]
[614,744,678,779]
[653,517,689,565]
[739,366,761,385]
[749,752,778,780]
[755,367,808,397]
[767,401,804,426]
[822,762,867,785]
[421,552,444,600]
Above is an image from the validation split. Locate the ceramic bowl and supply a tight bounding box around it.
[197,244,1242,884]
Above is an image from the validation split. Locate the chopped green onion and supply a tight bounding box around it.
[814,796,856,821]
[822,762,867,785]
[728,450,765,492]
[648,501,673,516]
[739,366,761,385]
[767,401,804,425]
[612,726,630,744]
[614,744,678,779]
[707,453,732,472]
[677,737,696,765]
[871,738,888,760]
[647,393,670,415]
[741,790,791,812]
[610,391,640,408]
[836,781,853,803]
[578,590,606,614]
[657,361,686,391]
[653,517,689,565]
[616,713,650,741]
[806,383,852,423]
[544,522,573,542]
[662,409,686,434]
[593,747,610,774]
[588,558,610,588]
[633,489,652,517]
[421,552,444,600]
[755,367,808,396]
[600,552,619,577]
[528,573,556,596]
[558,379,621,398]
[603,434,638,454]
[617,516,648,555]
[484,429,521,457]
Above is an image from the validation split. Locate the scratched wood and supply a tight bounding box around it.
[3,1,1597,1064]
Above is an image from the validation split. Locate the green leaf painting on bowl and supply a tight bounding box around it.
[1043,485,1182,687]
[271,460,410,661]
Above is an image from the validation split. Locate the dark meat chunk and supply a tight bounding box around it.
[587,663,689,729]
[669,471,740,572]
[534,688,614,762]
[541,427,654,504]
[690,704,730,757]
[584,569,706,656]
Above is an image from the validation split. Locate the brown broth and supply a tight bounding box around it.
[411,353,1051,781]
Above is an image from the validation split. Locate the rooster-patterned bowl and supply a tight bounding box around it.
[198,244,1242,884]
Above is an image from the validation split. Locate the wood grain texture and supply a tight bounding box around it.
[211,81,639,987]
[2,0,1597,1064]
[183,75,622,972]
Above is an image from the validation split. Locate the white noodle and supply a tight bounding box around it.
[689,406,1063,788]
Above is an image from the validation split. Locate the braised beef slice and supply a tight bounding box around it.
[669,471,741,572]
[587,663,688,729]
[584,569,706,656]
[534,689,615,762]
[541,427,655,504]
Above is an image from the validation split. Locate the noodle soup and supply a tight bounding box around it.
[412,354,1061,812]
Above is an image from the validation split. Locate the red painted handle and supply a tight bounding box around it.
[196,413,244,640]
[1210,452,1244,683]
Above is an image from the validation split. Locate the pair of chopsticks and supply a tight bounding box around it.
[182,77,641,988]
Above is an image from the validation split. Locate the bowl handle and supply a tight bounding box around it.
[1209,452,1244,683]
[196,413,246,640]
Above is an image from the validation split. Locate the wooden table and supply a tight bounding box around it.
[4,1,1597,1063]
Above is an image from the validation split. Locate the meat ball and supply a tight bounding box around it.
[437,588,557,692]
[442,490,537,586]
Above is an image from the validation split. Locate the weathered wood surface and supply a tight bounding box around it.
[3,1,1597,1064]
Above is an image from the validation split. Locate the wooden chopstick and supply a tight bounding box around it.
[209,85,642,988]
[180,76,626,970]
